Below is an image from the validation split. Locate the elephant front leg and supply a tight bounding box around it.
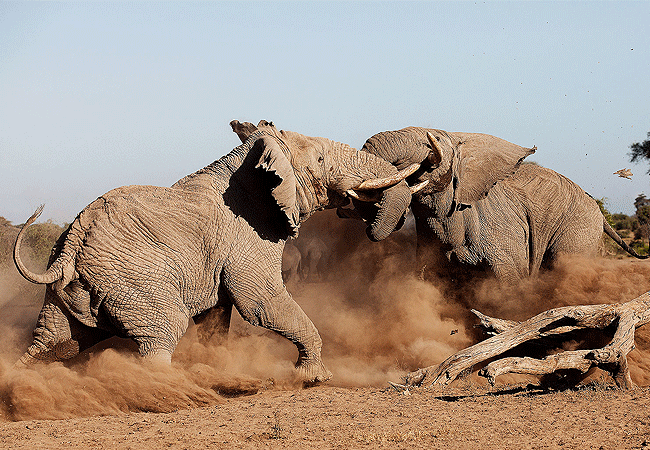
[225,265,332,383]
[254,292,331,384]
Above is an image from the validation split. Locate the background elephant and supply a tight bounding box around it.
[295,236,331,282]
[282,241,302,283]
[354,127,646,284]
[13,120,416,383]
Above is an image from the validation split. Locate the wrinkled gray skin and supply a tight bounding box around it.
[13,120,413,383]
[358,127,647,284]
[282,241,302,283]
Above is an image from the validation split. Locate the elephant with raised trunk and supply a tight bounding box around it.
[351,127,646,284]
[13,120,416,383]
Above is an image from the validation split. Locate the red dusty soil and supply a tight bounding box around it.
[2,382,650,449]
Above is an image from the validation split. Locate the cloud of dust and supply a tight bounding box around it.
[2,209,650,421]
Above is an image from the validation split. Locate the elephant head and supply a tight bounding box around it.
[360,127,536,213]
[230,120,416,241]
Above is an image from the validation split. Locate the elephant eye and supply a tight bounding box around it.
[318,155,324,163]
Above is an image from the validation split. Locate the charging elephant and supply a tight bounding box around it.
[13,120,417,383]
[352,127,646,284]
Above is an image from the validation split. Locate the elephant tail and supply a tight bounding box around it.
[14,205,74,284]
[603,218,649,259]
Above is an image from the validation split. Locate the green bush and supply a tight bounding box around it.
[595,198,613,227]
[630,239,649,256]
[611,213,636,231]
[23,220,65,264]
[0,216,65,269]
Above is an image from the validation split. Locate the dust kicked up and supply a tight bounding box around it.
[1,210,650,421]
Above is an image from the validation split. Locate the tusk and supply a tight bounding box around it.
[346,189,381,203]
[426,132,444,166]
[410,179,429,194]
[346,189,360,200]
[355,163,420,191]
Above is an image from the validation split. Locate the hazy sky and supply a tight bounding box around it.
[1,1,649,224]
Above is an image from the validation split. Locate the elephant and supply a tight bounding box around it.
[295,236,330,282]
[13,120,418,383]
[350,126,647,284]
[282,241,302,283]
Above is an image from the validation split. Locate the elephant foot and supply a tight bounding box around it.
[141,348,173,365]
[15,343,61,367]
[295,358,332,385]
[15,352,40,368]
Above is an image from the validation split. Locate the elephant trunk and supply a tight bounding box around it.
[367,182,412,241]
[335,146,414,241]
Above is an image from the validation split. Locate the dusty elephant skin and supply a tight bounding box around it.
[12,120,415,383]
[357,127,647,284]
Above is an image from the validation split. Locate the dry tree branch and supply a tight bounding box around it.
[403,291,650,390]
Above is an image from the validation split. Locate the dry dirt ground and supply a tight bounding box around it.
[2,381,650,449]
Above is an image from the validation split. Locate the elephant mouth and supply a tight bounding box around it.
[326,189,351,209]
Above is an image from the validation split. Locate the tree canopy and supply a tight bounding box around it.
[629,132,650,175]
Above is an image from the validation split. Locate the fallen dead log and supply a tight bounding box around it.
[403,291,650,390]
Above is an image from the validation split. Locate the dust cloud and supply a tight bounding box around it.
[2,209,650,421]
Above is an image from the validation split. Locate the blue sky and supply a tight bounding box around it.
[1,1,649,223]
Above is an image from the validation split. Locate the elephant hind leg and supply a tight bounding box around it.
[18,288,111,366]
[101,291,190,364]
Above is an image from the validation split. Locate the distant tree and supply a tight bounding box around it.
[0,218,18,267]
[611,213,636,232]
[634,194,650,210]
[23,220,65,264]
[629,132,650,175]
[633,195,650,251]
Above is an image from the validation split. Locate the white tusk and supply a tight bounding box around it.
[345,189,360,200]
[426,132,444,166]
[346,189,381,202]
[355,163,420,191]
[410,179,429,194]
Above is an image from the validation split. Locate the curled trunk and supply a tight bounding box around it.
[335,147,414,241]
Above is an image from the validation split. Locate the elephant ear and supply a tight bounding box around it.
[254,134,300,237]
[231,120,259,143]
[454,133,536,206]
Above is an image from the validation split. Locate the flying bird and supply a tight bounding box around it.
[614,168,633,179]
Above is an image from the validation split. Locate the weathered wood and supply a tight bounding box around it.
[404,291,650,390]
